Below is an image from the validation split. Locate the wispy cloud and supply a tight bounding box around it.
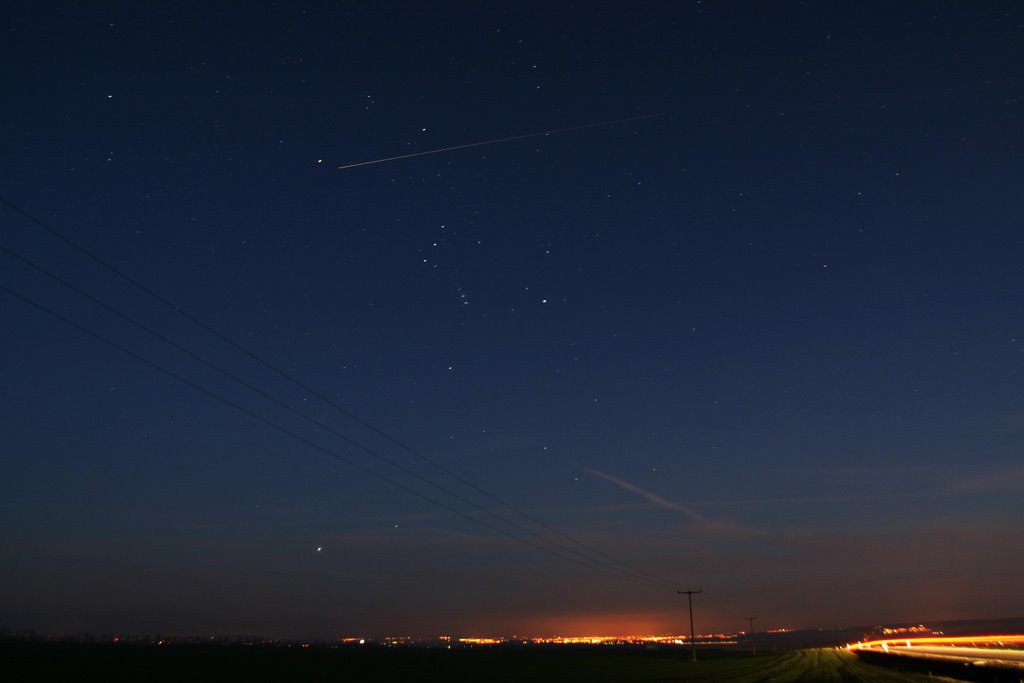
[583,469,774,539]
[945,463,1024,494]
[583,468,706,522]
[686,491,925,508]
[999,409,1024,433]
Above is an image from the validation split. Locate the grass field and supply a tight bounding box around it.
[2,642,965,682]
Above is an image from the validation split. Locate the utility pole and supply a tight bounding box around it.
[745,616,757,655]
[677,589,702,662]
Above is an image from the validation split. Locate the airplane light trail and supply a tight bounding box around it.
[335,113,663,170]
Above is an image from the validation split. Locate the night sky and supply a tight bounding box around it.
[3,2,1023,640]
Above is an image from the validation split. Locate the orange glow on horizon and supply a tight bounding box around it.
[516,611,689,639]
[456,633,737,646]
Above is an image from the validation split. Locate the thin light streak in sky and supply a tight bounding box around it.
[335,113,663,170]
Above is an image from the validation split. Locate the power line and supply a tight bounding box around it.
[1,281,662,585]
[0,194,676,589]
[0,244,664,588]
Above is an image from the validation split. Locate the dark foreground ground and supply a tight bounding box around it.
[1,642,991,682]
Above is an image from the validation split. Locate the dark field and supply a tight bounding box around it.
[1,642,964,682]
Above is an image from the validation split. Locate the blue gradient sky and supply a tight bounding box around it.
[2,1,1023,638]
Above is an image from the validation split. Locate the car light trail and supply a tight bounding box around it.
[849,634,1024,650]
